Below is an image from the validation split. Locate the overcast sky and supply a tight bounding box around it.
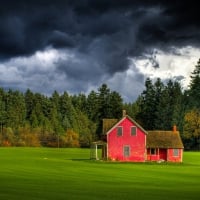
[0,0,200,102]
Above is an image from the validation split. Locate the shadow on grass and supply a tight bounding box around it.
[68,159,192,166]
[70,159,91,161]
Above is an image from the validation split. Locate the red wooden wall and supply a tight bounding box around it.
[107,117,146,162]
[146,148,183,162]
[167,149,183,162]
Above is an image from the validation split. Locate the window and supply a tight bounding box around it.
[173,149,179,157]
[131,126,137,136]
[117,126,123,136]
[124,146,130,157]
[151,148,156,155]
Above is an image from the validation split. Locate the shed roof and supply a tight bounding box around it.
[146,131,184,149]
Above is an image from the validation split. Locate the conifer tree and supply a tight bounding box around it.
[137,78,156,130]
[189,59,200,108]
[6,90,26,129]
[86,90,98,122]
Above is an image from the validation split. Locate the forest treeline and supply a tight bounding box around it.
[1,59,200,149]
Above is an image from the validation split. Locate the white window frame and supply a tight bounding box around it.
[117,126,123,137]
[131,126,137,136]
[173,149,179,157]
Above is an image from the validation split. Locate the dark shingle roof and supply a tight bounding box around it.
[146,131,184,149]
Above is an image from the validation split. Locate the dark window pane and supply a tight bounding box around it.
[151,148,156,155]
[173,149,179,156]
[131,126,136,136]
[117,127,122,136]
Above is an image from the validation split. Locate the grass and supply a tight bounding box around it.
[0,148,200,200]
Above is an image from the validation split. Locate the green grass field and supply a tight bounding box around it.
[0,148,199,200]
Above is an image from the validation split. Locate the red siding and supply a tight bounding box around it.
[107,117,146,162]
[146,148,183,162]
[159,149,167,160]
[167,149,183,162]
[147,148,167,161]
[147,149,160,161]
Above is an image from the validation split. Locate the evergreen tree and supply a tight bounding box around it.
[25,89,35,121]
[75,109,95,146]
[59,92,78,131]
[0,88,6,133]
[50,90,62,132]
[155,80,183,130]
[96,84,123,137]
[51,91,60,109]
[97,84,112,119]
[71,94,87,114]
[29,93,45,128]
[86,90,98,122]
[137,78,157,129]
[189,58,200,108]
[171,81,184,130]
[5,90,26,129]
[153,78,165,129]
[136,78,183,131]
[109,91,123,119]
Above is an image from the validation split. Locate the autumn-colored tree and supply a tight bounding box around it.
[65,129,80,147]
[183,108,200,149]
[0,127,15,146]
[17,126,41,147]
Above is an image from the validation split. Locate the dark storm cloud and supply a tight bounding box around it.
[0,0,200,100]
[1,0,200,58]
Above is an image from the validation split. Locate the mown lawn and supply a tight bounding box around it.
[0,148,199,200]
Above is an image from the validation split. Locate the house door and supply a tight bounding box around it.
[159,149,167,161]
[124,146,130,157]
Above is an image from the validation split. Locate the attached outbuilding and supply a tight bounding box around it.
[146,128,184,162]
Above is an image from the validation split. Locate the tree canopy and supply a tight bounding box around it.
[1,59,200,149]
[0,84,123,147]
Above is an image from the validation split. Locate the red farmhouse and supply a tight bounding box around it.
[91,111,184,162]
[106,115,147,162]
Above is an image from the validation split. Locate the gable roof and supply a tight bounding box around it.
[103,115,148,135]
[146,131,184,149]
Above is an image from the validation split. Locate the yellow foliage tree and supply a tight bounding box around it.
[184,109,200,139]
[65,129,80,147]
[17,126,41,147]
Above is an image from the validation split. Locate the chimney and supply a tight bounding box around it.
[173,125,177,132]
[122,110,126,117]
